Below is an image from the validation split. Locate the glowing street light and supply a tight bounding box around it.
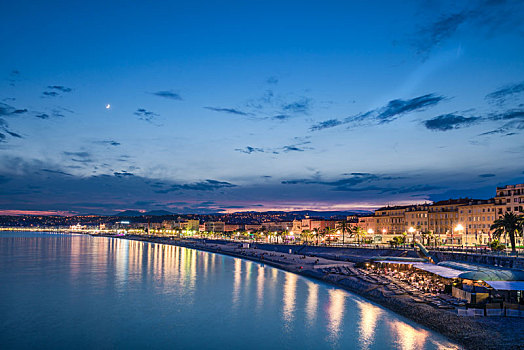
[408,227,416,245]
[454,224,465,247]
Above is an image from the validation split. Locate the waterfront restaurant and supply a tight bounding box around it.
[364,259,524,314]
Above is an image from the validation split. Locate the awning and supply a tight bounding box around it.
[412,263,463,279]
[375,260,462,279]
[375,260,414,265]
[486,281,524,291]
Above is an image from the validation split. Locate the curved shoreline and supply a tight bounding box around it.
[107,235,523,350]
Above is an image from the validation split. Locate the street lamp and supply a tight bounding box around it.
[454,224,464,248]
[367,229,374,246]
[409,227,415,247]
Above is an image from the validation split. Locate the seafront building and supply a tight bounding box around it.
[356,183,524,247]
[204,221,225,233]
[291,217,337,234]
[458,199,496,246]
[495,183,524,216]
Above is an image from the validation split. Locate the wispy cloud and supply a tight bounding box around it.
[282,97,312,114]
[486,81,524,103]
[63,151,93,163]
[490,109,524,121]
[204,106,253,116]
[95,140,121,146]
[413,12,467,56]
[235,146,265,154]
[372,94,445,123]
[478,173,495,178]
[41,169,72,176]
[235,141,313,155]
[282,172,379,190]
[7,70,20,86]
[42,91,59,97]
[134,108,159,122]
[266,76,279,84]
[282,145,305,152]
[282,172,442,194]
[412,1,524,57]
[42,85,72,98]
[47,85,72,93]
[155,179,236,193]
[0,103,28,117]
[114,171,134,177]
[272,114,291,121]
[424,113,480,131]
[480,109,524,135]
[5,130,22,138]
[311,94,445,131]
[310,119,343,131]
[152,90,182,100]
[0,103,26,143]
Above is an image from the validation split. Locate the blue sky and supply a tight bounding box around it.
[1,0,523,214]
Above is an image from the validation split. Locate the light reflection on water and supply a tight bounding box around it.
[282,272,298,328]
[256,265,265,310]
[357,299,383,349]
[306,281,319,327]
[0,233,461,350]
[326,289,346,344]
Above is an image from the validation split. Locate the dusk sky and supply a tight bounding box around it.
[1,0,523,215]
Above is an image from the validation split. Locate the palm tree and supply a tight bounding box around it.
[301,229,312,244]
[390,235,405,247]
[337,220,350,245]
[490,212,524,253]
[253,231,262,243]
[321,227,332,245]
[350,226,365,245]
[420,230,433,246]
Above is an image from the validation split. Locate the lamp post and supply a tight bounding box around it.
[408,227,415,248]
[454,224,464,249]
[367,228,374,246]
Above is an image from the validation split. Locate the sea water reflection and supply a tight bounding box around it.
[0,233,461,349]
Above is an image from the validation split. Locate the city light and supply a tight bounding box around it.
[454,224,464,232]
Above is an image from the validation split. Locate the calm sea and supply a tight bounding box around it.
[0,232,460,349]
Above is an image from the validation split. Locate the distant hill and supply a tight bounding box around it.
[144,210,175,216]
[115,210,143,217]
[294,211,370,218]
[113,209,369,218]
[115,210,174,217]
